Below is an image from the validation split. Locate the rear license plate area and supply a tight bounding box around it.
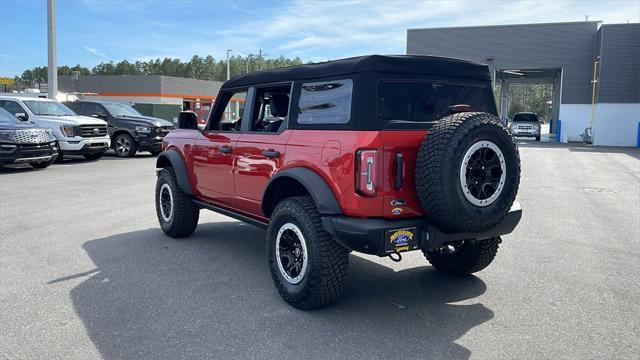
[385,227,418,253]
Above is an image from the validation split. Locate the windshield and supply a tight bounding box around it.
[512,113,539,122]
[23,100,76,116]
[378,81,497,123]
[0,108,19,124]
[103,102,141,117]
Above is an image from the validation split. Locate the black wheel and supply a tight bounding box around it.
[54,150,64,163]
[83,153,103,160]
[113,133,138,158]
[267,196,349,309]
[424,237,501,275]
[30,161,52,169]
[535,136,541,141]
[149,150,161,156]
[415,112,520,233]
[155,167,199,238]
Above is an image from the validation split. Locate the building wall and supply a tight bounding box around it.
[592,104,640,146]
[407,21,598,104]
[58,75,223,103]
[407,21,640,147]
[597,24,640,103]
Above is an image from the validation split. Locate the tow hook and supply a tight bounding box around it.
[388,252,402,262]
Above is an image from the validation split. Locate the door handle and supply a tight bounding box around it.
[219,145,233,154]
[262,149,281,158]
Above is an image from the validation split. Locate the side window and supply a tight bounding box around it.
[297,79,353,124]
[208,90,247,131]
[0,100,27,116]
[84,103,106,117]
[249,84,291,133]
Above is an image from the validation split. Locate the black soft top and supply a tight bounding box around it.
[222,55,491,89]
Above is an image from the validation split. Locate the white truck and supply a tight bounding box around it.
[0,96,110,161]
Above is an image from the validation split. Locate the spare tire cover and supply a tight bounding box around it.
[415,112,520,233]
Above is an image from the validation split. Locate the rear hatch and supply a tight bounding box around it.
[376,79,497,218]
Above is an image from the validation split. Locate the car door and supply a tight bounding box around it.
[234,84,292,216]
[191,88,248,207]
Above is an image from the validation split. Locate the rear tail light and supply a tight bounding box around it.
[356,149,378,196]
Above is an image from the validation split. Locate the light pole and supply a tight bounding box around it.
[226,49,232,120]
[226,49,232,80]
[47,0,58,100]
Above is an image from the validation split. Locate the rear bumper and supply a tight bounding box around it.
[322,202,522,256]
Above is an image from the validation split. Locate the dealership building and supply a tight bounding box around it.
[407,21,639,147]
[58,75,226,123]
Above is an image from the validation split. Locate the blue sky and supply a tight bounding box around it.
[1,0,638,77]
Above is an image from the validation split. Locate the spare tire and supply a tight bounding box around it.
[415,112,520,233]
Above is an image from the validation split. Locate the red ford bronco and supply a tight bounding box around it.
[155,55,521,309]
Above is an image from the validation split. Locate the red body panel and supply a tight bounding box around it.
[379,130,429,218]
[235,131,292,216]
[192,131,242,206]
[164,128,430,220]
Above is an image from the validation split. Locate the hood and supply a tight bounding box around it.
[114,115,174,127]
[0,121,48,131]
[35,115,108,126]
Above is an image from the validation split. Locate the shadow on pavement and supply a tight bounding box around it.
[54,222,492,359]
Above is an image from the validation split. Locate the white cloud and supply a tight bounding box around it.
[217,0,640,60]
[83,46,106,57]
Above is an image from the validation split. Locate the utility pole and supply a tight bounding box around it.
[259,49,262,70]
[47,0,58,100]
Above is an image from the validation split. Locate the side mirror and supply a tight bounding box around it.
[178,111,198,130]
[92,112,107,119]
[15,113,28,121]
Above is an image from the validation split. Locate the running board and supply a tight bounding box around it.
[192,200,268,229]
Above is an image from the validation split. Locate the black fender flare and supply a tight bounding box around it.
[156,150,193,195]
[262,167,343,217]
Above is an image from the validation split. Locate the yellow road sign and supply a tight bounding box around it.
[0,77,15,85]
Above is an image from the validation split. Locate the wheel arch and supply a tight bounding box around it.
[111,129,135,141]
[156,149,193,195]
[262,167,343,218]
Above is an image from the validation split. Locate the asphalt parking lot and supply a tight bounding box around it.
[1,143,639,360]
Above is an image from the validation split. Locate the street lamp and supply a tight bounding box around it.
[226,49,232,80]
[226,49,232,121]
[47,0,58,100]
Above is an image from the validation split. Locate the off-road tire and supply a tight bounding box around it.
[415,112,520,233]
[267,196,349,309]
[113,133,138,158]
[83,153,103,161]
[30,161,52,169]
[424,237,500,275]
[155,167,199,238]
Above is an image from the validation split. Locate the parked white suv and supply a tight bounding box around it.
[0,96,110,160]
[509,112,541,141]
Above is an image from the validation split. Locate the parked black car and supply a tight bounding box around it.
[0,108,58,169]
[64,100,174,157]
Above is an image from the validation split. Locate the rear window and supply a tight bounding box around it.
[377,81,496,123]
[512,113,539,122]
[297,79,353,124]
